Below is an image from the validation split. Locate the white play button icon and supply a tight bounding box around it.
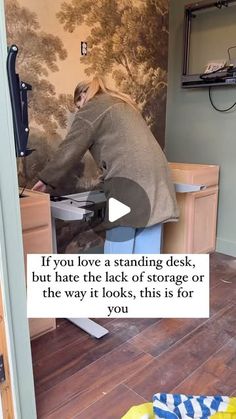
[108,198,131,222]
[86,177,151,241]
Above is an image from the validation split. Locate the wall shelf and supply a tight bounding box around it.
[182,0,236,88]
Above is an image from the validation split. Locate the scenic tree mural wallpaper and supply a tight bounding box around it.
[5,0,169,252]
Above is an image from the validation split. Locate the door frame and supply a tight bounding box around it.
[0,0,37,417]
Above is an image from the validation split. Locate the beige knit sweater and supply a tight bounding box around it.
[39,93,179,228]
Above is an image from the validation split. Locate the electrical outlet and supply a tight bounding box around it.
[81,42,87,56]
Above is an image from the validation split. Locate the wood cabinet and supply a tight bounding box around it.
[164,163,219,254]
[20,190,56,339]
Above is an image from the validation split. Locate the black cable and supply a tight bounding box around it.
[200,64,228,80]
[19,157,28,197]
[19,184,27,197]
[208,86,236,112]
[227,45,236,64]
[200,45,236,82]
[51,195,96,206]
[65,197,96,206]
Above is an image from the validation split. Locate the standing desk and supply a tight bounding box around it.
[50,183,204,338]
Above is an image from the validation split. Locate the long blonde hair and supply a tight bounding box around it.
[74,76,138,111]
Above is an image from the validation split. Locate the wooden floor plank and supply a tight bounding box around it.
[172,337,236,396]
[124,305,236,401]
[106,318,160,339]
[31,320,88,363]
[36,342,153,418]
[31,253,236,418]
[31,319,116,364]
[128,318,203,356]
[34,332,126,394]
[128,279,236,356]
[210,279,236,315]
[90,318,117,326]
[76,384,147,419]
[33,318,158,394]
[210,253,236,287]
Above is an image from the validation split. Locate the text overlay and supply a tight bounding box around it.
[27,254,209,318]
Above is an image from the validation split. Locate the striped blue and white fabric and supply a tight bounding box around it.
[153,393,229,419]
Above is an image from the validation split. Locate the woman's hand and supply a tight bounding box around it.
[32,180,47,192]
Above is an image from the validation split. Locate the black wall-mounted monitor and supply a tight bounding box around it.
[6,45,32,156]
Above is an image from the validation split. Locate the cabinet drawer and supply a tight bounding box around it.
[22,226,52,254]
[22,226,52,274]
[20,190,51,232]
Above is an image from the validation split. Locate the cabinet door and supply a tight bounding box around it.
[192,186,218,253]
[22,226,52,267]
[22,226,56,339]
[164,186,218,254]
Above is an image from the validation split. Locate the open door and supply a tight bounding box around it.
[0,287,14,418]
[0,0,37,417]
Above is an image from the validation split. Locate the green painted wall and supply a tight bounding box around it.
[166,0,236,257]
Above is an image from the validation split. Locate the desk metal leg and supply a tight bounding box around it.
[51,216,58,253]
[51,216,109,339]
[68,318,109,338]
